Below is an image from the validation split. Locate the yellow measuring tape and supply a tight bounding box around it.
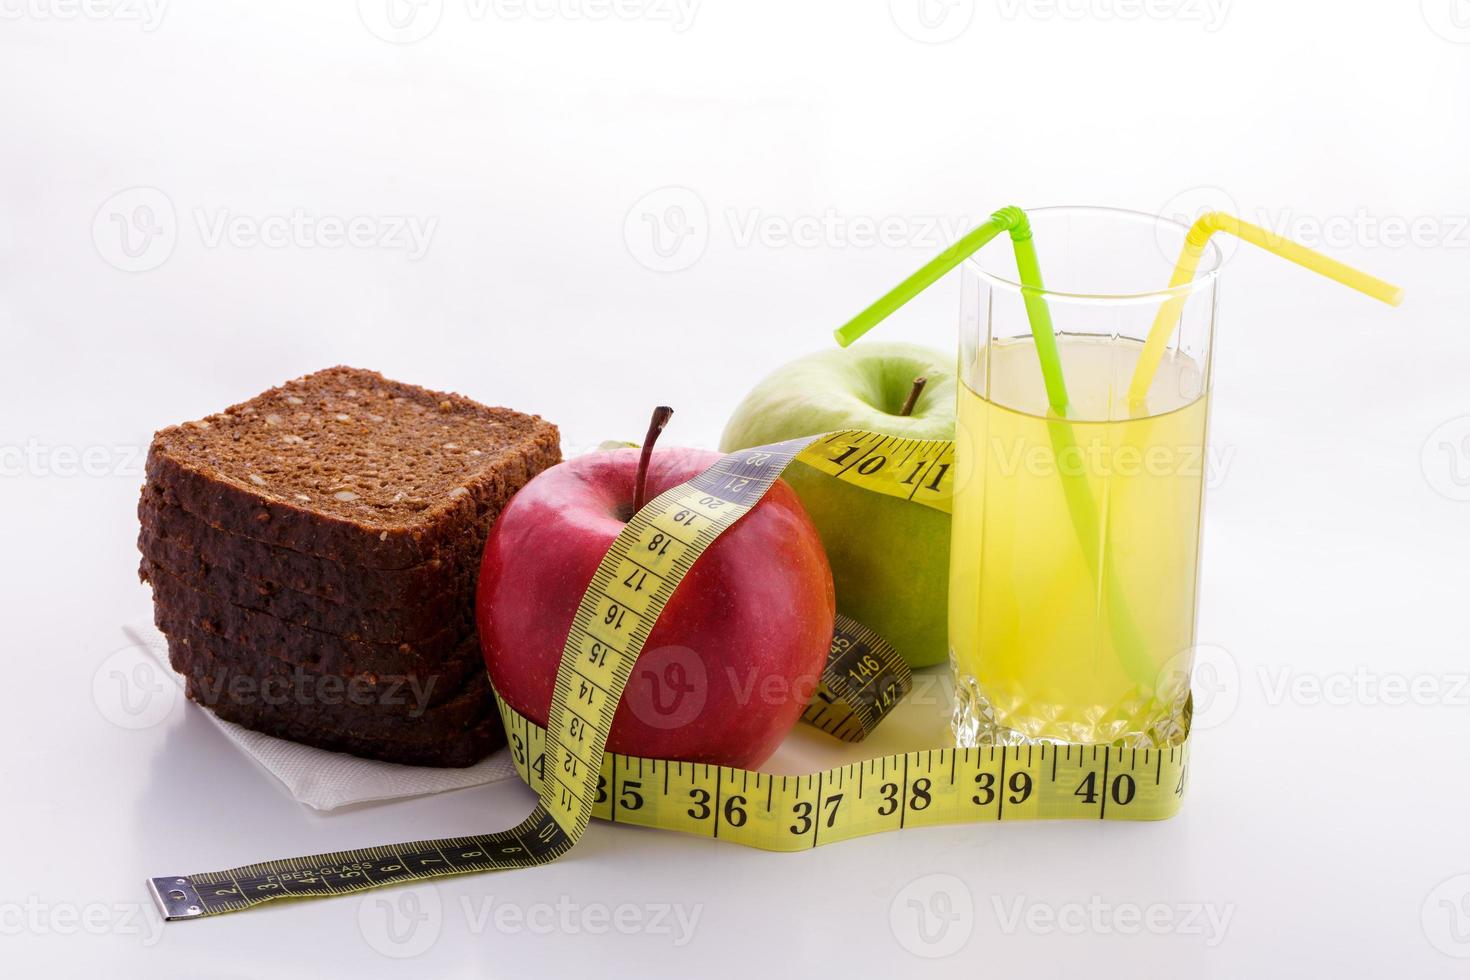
[148,432,1190,921]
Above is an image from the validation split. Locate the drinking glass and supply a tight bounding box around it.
[949,206,1221,748]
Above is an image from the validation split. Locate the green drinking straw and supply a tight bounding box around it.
[832,205,1159,691]
[834,206,1071,417]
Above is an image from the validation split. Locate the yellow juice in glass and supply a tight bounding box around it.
[949,334,1209,747]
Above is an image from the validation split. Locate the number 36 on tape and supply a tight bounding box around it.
[148,432,1191,922]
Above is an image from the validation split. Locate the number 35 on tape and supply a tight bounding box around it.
[147,432,1190,922]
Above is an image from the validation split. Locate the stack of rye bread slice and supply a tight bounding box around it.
[137,366,560,767]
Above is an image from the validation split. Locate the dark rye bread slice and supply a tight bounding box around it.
[186,694,502,767]
[172,640,502,767]
[147,562,477,677]
[167,631,490,730]
[138,496,481,606]
[143,366,560,569]
[176,656,501,767]
[139,536,475,643]
[161,618,483,709]
[139,480,490,578]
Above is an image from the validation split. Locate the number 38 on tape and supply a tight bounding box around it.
[148,432,1190,922]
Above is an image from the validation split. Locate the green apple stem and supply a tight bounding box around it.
[633,406,675,515]
[899,376,927,417]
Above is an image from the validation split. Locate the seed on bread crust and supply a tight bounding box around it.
[144,366,559,567]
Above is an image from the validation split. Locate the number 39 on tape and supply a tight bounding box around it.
[148,432,1191,922]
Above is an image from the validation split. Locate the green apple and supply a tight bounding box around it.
[719,342,954,668]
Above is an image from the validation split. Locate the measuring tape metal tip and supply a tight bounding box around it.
[149,430,1191,920]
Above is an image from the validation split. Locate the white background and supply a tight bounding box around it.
[3,1,1469,976]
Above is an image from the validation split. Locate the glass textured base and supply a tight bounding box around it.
[951,666,1192,750]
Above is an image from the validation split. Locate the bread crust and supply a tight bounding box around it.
[143,367,560,568]
[139,496,481,604]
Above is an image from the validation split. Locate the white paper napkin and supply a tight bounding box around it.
[125,621,518,811]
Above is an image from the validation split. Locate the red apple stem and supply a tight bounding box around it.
[899,376,927,417]
[633,406,674,514]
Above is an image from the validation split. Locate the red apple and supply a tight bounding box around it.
[477,446,835,768]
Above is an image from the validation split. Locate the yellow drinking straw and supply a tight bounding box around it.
[1128,211,1405,404]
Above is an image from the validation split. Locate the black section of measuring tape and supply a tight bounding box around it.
[686,438,815,506]
[146,429,1189,921]
[151,609,912,920]
[153,806,575,918]
[160,611,912,919]
[803,614,911,742]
